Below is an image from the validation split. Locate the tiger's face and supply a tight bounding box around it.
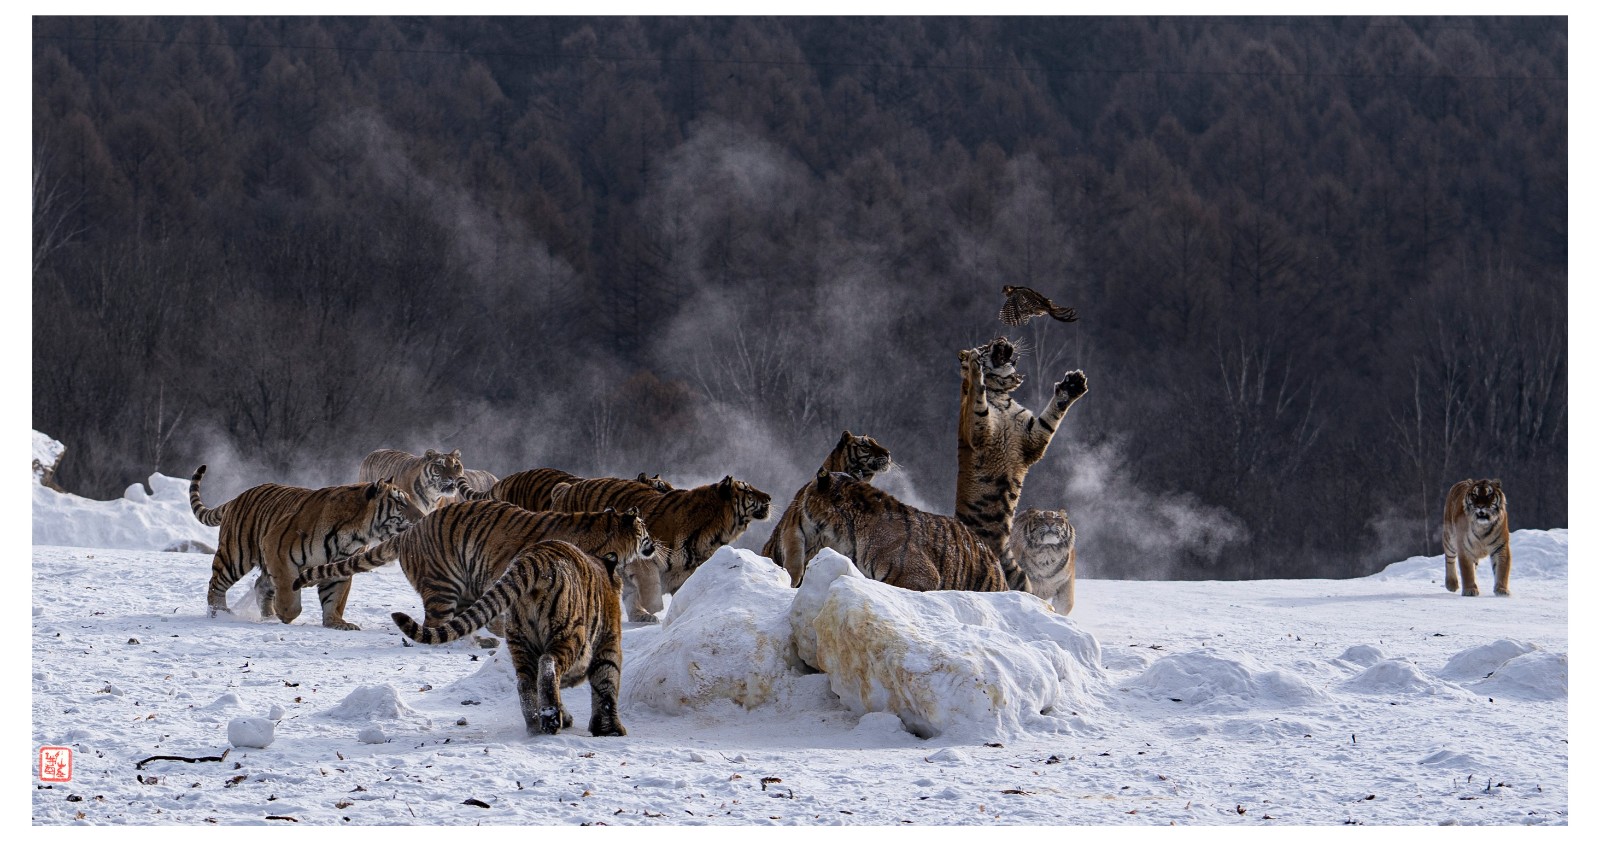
[718,476,772,524]
[1463,480,1505,525]
[976,337,1024,393]
[1014,508,1073,549]
[422,449,466,492]
[368,480,427,538]
[845,433,893,480]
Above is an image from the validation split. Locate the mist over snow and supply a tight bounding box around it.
[31,432,1567,825]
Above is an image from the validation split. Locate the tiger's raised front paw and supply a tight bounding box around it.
[1054,370,1088,404]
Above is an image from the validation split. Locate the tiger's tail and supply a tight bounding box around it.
[189,465,224,527]
[292,537,403,590]
[392,553,535,645]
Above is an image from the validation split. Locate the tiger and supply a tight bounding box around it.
[189,465,425,629]
[762,429,893,587]
[797,469,1005,593]
[291,501,655,642]
[357,448,465,514]
[1442,478,1512,597]
[956,337,1088,562]
[459,467,499,497]
[549,475,772,622]
[392,539,627,736]
[456,468,671,507]
[1007,507,1078,614]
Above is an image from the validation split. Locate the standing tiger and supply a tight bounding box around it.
[189,465,425,629]
[798,469,1005,593]
[956,337,1088,562]
[457,468,672,508]
[292,501,655,639]
[762,430,892,586]
[1442,479,1512,597]
[357,448,465,514]
[549,475,772,622]
[392,539,627,737]
[1007,508,1078,614]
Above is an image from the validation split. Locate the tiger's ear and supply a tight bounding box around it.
[1490,479,1502,489]
[839,429,852,444]
[814,467,833,492]
[718,475,734,497]
[636,472,649,482]
[449,449,460,459]
[366,480,384,500]
[425,449,438,458]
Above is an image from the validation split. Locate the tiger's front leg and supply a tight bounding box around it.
[1457,554,1481,597]
[1444,553,1460,592]
[1492,545,1513,597]
[317,577,360,630]
[622,558,665,623]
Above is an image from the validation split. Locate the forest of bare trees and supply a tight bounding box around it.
[32,16,1566,579]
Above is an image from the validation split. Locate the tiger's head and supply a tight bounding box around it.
[1012,507,1075,553]
[636,473,676,493]
[834,430,893,481]
[592,506,656,577]
[962,337,1025,393]
[422,448,465,492]
[1461,479,1506,526]
[716,475,772,526]
[365,477,427,538]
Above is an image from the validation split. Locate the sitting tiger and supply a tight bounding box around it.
[292,501,655,642]
[1442,478,1512,597]
[762,430,892,586]
[357,448,465,514]
[392,539,627,737]
[798,469,1005,593]
[457,468,672,508]
[189,465,425,629]
[956,337,1088,562]
[1007,507,1078,614]
[549,475,772,622]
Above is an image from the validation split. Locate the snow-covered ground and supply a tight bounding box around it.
[29,433,1567,825]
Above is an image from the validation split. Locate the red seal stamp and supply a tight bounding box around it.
[39,746,72,783]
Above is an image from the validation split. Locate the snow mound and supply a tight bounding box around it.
[33,430,65,483]
[33,467,220,552]
[1341,658,1461,697]
[228,717,275,749]
[1419,748,1481,769]
[321,684,423,721]
[1371,529,1567,582]
[1333,644,1388,668]
[1125,651,1328,713]
[621,548,825,714]
[1467,651,1567,701]
[1438,639,1540,681]
[791,553,1105,742]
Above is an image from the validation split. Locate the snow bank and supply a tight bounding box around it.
[1124,650,1328,713]
[1372,528,1567,582]
[621,548,827,714]
[32,431,219,552]
[1341,658,1462,697]
[1468,651,1567,701]
[320,684,424,722]
[1438,639,1540,681]
[791,551,1105,741]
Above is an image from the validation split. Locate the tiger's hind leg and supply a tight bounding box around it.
[586,632,626,737]
[1492,546,1512,597]
[507,637,569,734]
[206,550,247,618]
[316,577,360,630]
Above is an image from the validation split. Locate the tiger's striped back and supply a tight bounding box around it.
[487,468,582,511]
[801,470,1004,593]
[358,448,465,514]
[550,475,772,622]
[391,539,627,736]
[293,500,655,629]
[763,430,892,586]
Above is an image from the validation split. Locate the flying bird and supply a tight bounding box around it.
[999,285,1078,326]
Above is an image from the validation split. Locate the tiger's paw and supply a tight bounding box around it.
[538,707,563,735]
[473,636,500,649]
[628,610,660,624]
[1495,587,1512,597]
[589,718,627,737]
[1054,370,1088,405]
[323,620,361,631]
[1461,586,1480,597]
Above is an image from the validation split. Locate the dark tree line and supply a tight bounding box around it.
[32,16,1566,579]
